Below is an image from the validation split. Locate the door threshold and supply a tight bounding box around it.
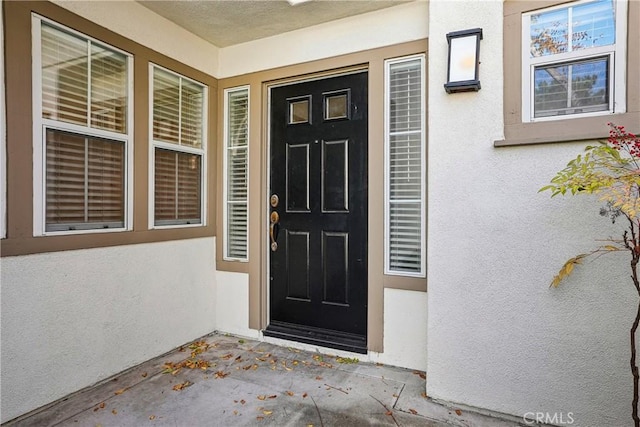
[263,321,367,354]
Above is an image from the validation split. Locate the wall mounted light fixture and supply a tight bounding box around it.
[444,28,483,93]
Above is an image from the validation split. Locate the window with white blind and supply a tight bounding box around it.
[32,15,132,234]
[384,55,426,277]
[522,0,627,122]
[223,87,249,261]
[150,65,206,227]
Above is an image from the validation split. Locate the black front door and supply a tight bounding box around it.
[265,72,368,353]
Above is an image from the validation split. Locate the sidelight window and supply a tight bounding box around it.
[224,87,249,261]
[384,55,426,277]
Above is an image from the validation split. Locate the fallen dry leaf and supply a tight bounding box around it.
[268,395,277,399]
[256,416,264,421]
[149,415,156,420]
[302,393,308,398]
[172,381,191,391]
[240,399,246,405]
[286,391,294,396]
[315,376,323,380]
[413,371,426,380]
[114,388,127,395]
[409,409,418,415]
[214,371,229,379]
[386,411,393,416]
[162,362,181,375]
[421,392,428,398]
[141,372,148,378]
[233,410,238,415]
[222,353,233,360]
[100,402,106,409]
[257,395,267,401]
[455,409,462,416]
[263,410,273,415]
[112,409,118,415]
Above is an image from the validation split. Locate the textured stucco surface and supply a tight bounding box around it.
[379,289,427,371]
[215,271,260,339]
[0,238,217,423]
[427,1,635,426]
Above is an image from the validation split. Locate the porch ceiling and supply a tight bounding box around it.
[136,0,413,48]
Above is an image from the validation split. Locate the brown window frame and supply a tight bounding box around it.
[1,1,217,257]
[150,64,207,228]
[34,16,133,236]
[496,0,640,147]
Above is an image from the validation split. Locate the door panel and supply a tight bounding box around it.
[265,71,368,353]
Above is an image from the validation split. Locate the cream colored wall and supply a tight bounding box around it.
[217,1,428,78]
[0,2,221,422]
[427,1,634,426]
[215,271,260,339]
[0,238,217,423]
[377,289,428,369]
[52,0,219,76]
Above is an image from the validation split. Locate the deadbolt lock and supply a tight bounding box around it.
[270,194,279,208]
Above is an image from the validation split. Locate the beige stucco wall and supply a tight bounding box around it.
[427,1,636,426]
[1,238,217,422]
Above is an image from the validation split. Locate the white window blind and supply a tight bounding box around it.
[224,88,249,261]
[36,18,130,233]
[42,23,128,132]
[46,129,124,231]
[151,65,206,227]
[385,56,425,277]
[154,148,201,225]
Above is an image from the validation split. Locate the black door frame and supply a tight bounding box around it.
[264,68,369,353]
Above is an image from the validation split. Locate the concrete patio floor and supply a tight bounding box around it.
[5,333,523,426]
